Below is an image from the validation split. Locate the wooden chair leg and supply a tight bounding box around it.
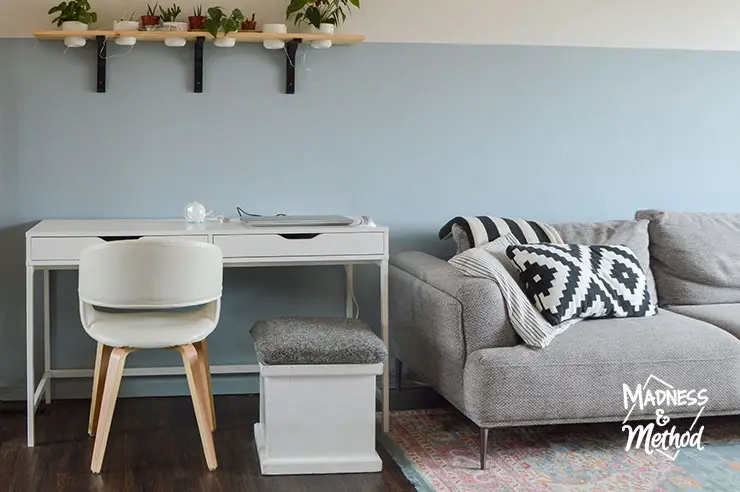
[88,343,113,437]
[194,340,216,431]
[179,343,218,471]
[91,347,134,474]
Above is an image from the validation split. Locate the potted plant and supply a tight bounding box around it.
[241,12,257,31]
[159,3,188,46]
[141,2,160,30]
[286,0,359,49]
[189,4,207,30]
[261,22,287,49]
[48,0,98,48]
[113,11,138,46]
[204,6,244,48]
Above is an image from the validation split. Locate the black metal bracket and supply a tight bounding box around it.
[285,39,302,94]
[194,37,205,93]
[96,36,106,93]
[87,35,305,94]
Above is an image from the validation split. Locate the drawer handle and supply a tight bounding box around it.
[98,236,143,242]
[278,233,320,240]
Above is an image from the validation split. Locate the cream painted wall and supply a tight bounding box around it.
[3,0,740,49]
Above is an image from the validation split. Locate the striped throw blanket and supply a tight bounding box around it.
[448,232,580,349]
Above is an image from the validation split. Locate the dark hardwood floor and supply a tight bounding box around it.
[0,394,425,492]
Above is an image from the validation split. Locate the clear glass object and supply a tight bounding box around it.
[184,201,208,222]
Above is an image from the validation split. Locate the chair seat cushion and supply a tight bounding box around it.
[250,317,387,365]
[667,304,740,339]
[86,309,216,349]
[463,309,740,426]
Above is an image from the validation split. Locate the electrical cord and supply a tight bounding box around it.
[236,207,286,218]
[350,287,360,319]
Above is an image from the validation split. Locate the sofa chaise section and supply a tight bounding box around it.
[464,309,740,428]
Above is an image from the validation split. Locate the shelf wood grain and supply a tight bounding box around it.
[33,30,365,45]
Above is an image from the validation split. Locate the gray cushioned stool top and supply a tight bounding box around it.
[250,317,387,365]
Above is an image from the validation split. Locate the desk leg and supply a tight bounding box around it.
[43,270,51,404]
[345,265,354,318]
[26,266,35,447]
[380,259,389,433]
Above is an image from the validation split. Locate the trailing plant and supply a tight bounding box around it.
[159,3,182,22]
[286,0,359,29]
[48,0,98,26]
[145,2,159,17]
[192,4,203,17]
[204,6,244,38]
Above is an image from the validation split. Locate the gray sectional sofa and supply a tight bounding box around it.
[389,210,740,469]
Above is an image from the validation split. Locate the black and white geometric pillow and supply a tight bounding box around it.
[505,243,657,326]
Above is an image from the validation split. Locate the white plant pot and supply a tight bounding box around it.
[262,23,287,50]
[214,36,237,48]
[311,23,334,49]
[162,21,189,47]
[61,21,88,48]
[113,20,139,46]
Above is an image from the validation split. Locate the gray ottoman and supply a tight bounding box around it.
[249,317,387,475]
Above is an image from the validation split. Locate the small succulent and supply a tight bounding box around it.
[145,2,159,16]
[159,3,181,22]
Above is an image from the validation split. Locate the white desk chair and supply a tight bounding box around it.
[78,239,223,473]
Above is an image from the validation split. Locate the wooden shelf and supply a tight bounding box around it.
[32,29,364,94]
[33,30,365,45]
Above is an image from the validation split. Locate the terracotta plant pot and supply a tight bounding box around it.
[188,15,206,30]
[141,15,160,28]
[241,20,257,31]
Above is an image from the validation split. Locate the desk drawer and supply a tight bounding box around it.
[213,232,385,258]
[30,235,208,261]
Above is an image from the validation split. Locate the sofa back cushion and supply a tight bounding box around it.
[552,219,658,305]
[635,210,740,306]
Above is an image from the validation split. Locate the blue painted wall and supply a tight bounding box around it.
[2,38,740,399]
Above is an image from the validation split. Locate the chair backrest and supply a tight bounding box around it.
[78,239,223,309]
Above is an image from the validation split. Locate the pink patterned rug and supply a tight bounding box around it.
[378,408,740,491]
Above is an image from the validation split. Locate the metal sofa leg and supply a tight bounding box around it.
[480,427,489,470]
[395,357,403,390]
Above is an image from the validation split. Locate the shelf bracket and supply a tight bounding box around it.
[194,37,205,93]
[96,36,106,93]
[285,39,302,94]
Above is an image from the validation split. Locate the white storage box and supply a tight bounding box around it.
[250,318,387,475]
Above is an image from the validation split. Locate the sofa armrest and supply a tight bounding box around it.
[391,251,519,353]
[389,251,519,413]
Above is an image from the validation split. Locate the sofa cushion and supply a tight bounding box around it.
[636,210,740,306]
[553,219,657,305]
[667,304,740,339]
[250,317,387,365]
[463,309,740,426]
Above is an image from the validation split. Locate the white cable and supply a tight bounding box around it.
[351,286,360,319]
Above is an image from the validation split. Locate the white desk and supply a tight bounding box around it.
[25,219,390,447]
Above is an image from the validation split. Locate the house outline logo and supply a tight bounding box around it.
[622,374,706,461]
